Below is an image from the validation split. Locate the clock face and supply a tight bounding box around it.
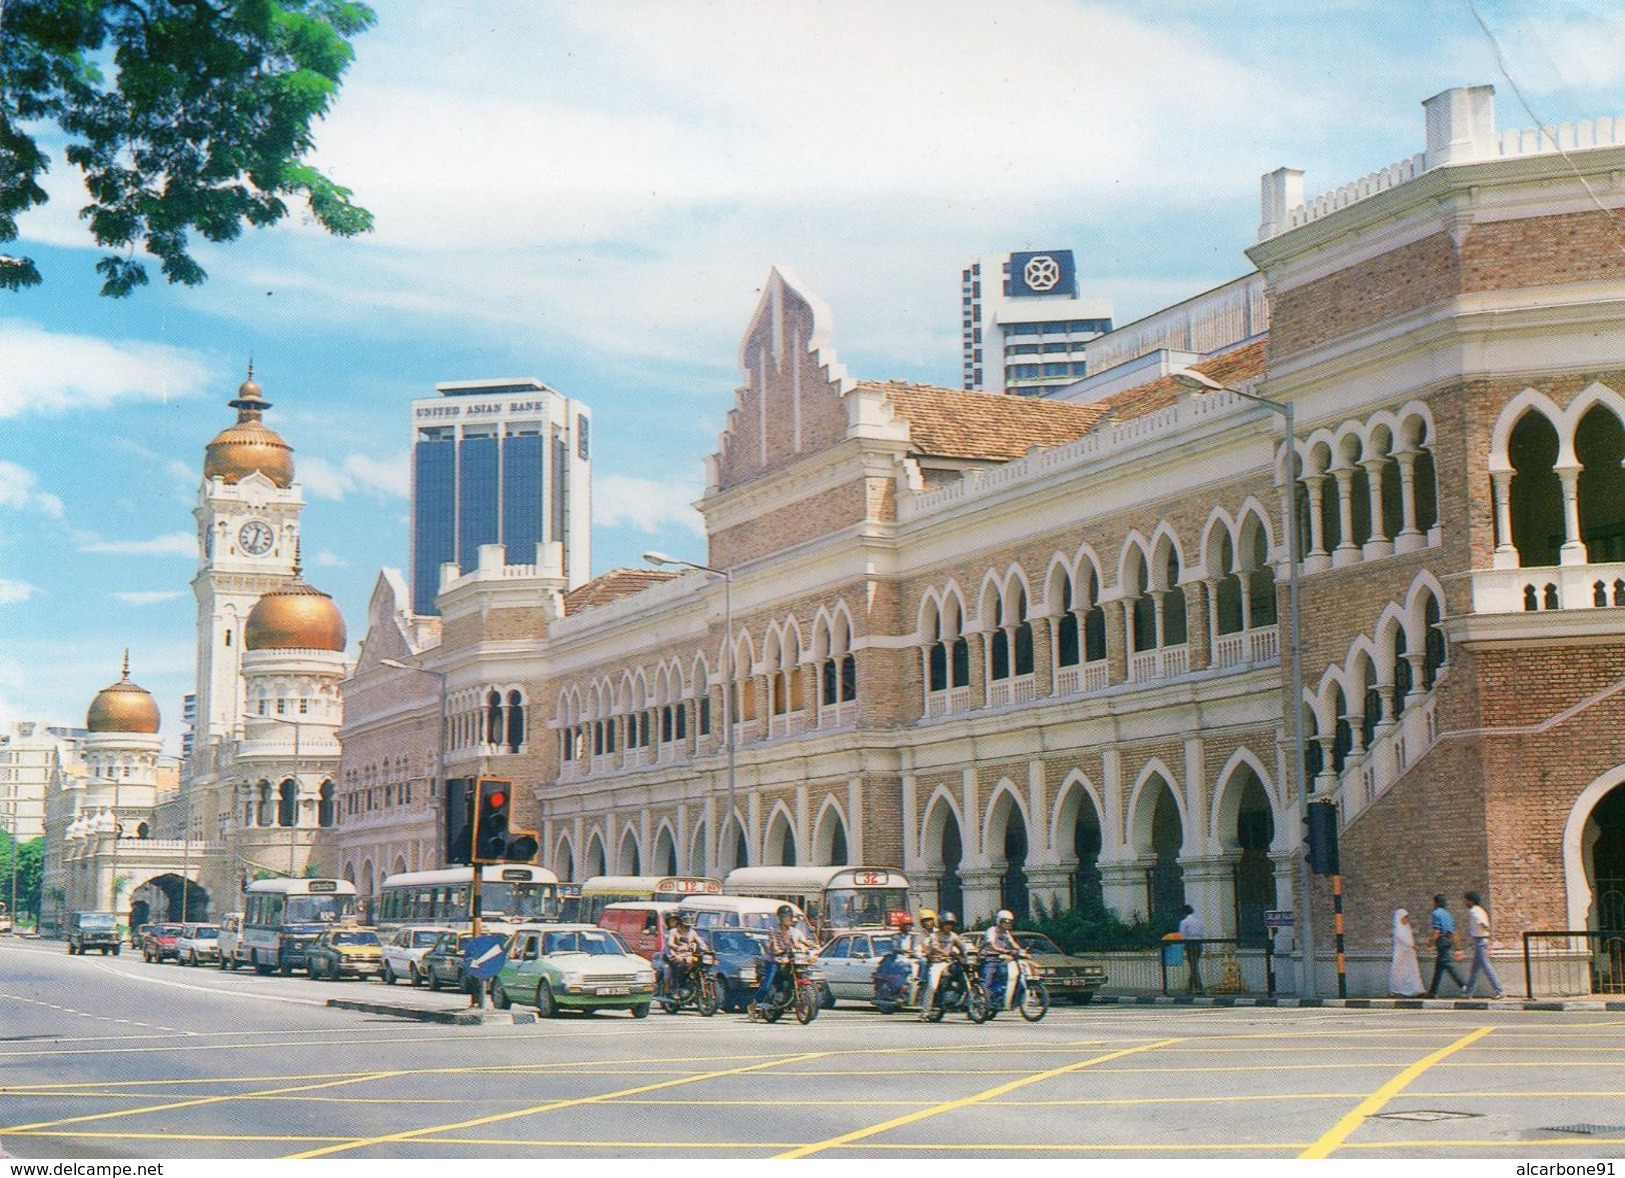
[238,519,275,556]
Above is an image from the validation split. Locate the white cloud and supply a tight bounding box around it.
[74,531,198,557]
[0,578,40,605]
[594,473,705,537]
[0,321,215,419]
[1506,11,1625,93]
[113,590,186,606]
[312,551,346,567]
[299,452,410,501]
[0,460,64,517]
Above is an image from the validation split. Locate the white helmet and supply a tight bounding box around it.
[996,909,1014,925]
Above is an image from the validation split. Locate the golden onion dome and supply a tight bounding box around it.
[202,368,294,488]
[245,558,347,652]
[85,653,161,734]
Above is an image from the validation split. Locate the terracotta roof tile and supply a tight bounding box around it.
[1094,337,1271,423]
[563,568,678,616]
[865,380,1107,461]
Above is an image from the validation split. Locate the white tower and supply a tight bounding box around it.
[189,371,304,774]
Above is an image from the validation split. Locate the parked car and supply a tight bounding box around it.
[67,911,122,956]
[816,928,904,1007]
[306,928,384,981]
[216,913,246,970]
[176,924,222,967]
[141,923,184,964]
[489,923,656,1018]
[419,930,480,994]
[1011,931,1108,1003]
[698,927,766,1012]
[380,925,449,986]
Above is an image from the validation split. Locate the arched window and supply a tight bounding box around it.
[1423,595,1446,690]
[278,779,297,828]
[318,781,336,827]
[1056,576,1080,667]
[506,690,524,752]
[1578,405,1625,562]
[486,689,504,746]
[1509,412,1564,568]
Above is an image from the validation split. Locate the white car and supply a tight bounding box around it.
[216,913,246,970]
[815,929,905,1007]
[176,923,222,967]
[381,925,450,986]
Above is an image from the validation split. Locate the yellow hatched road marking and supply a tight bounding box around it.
[1299,1025,1494,1159]
[1,1071,409,1135]
[774,1037,1183,1160]
[282,1050,829,1160]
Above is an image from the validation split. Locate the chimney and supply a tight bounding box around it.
[1259,167,1305,241]
[1423,86,1497,169]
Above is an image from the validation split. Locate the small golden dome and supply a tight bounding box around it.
[245,574,347,652]
[203,367,294,488]
[86,653,161,734]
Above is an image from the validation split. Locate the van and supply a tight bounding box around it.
[597,901,679,961]
[677,895,813,938]
[216,912,245,969]
[67,911,121,956]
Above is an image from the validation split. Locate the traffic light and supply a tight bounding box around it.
[471,776,539,864]
[1305,800,1340,875]
[445,778,474,866]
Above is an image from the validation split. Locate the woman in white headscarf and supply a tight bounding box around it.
[1389,907,1424,997]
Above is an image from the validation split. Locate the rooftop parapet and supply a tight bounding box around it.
[1259,85,1625,240]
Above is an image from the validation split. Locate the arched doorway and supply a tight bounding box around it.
[1233,773,1275,946]
[1509,411,1563,567]
[928,803,963,918]
[990,799,1029,920]
[1586,783,1625,931]
[653,827,678,877]
[1073,795,1104,910]
[1147,782,1184,928]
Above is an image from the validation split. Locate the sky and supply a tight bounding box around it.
[2,0,1623,753]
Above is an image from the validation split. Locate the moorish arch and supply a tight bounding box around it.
[652,822,679,877]
[583,832,608,880]
[1051,771,1108,910]
[919,788,965,917]
[688,821,709,879]
[811,797,851,866]
[1209,751,1280,946]
[1126,761,1188,927]
[1564,764,1625,931]
[763,803,798,866]
[616,827,642,876]
[982,782,1031,919]
[552,833,575,883]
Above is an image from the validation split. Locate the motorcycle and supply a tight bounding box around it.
[872,952,991,1023]
[978,951,1049,1022]
[752,950,822,1025]
[657,947,722,1016]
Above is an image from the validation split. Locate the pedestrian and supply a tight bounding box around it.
[1462,891,1506,1000]
[1388,908,1424,997]
[1178,903,1205,995]
[1426,893,1467,998]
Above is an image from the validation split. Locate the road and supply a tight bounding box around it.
[3,936,1624,1160]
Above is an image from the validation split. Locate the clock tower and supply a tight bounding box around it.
[190,370,304,772]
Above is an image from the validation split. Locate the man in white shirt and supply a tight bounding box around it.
[1462,890,1505,1000]
[1178,904,1206,995]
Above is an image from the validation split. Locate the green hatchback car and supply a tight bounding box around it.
[489,923,657,1018]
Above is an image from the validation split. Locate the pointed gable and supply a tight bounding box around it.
[710,267,853,493]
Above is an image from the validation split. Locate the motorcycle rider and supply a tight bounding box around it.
[981,909,1022,1004]
[895,912,923,1006]
[662,910,704,997]
[752,904,814,1018]
[918,911,965,1020]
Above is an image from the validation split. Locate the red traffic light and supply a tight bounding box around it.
[485,790,507,809]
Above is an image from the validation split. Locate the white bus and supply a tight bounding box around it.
[241,878,358,975]
[375,865,561,934]
[723,866,913,937]
[578,875,722,923]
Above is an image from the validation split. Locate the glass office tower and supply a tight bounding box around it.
[410,378,591,615]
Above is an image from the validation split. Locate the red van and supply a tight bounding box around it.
[597,901,679,961]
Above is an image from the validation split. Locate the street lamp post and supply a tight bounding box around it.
[1172,370,1315,998]
[644,551,735,875]
[380,660,449,846]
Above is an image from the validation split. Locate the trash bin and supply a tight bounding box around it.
[1161,939,1185,967]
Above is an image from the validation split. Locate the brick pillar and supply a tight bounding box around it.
[1033,617,1054,696]
[1105,601,1128,685]
[1187,580,1212,671]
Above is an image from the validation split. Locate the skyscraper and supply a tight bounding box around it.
[961,250,1114,396]
[410,378,591,615]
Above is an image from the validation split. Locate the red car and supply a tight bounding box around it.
[141,923,184,964]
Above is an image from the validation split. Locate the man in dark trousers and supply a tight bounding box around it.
[1426,893,1468,997]
[1178,904,1205,995]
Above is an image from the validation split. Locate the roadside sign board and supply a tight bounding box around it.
[1264,909,1295,929]
[462,933,508,980]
